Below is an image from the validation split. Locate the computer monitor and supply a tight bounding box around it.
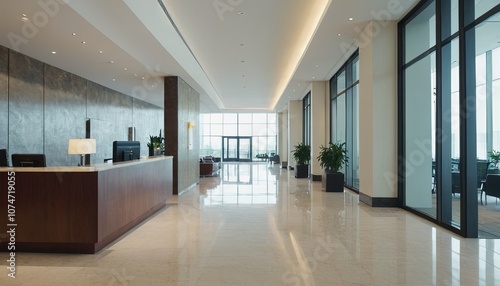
[11,154,47,167]
[112,141,140,162]
[0,149,8,167]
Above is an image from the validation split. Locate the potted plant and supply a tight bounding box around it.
[147,130,164,156]
[292,143,310,178]
[489,150,500,174]
[317,142,348,192]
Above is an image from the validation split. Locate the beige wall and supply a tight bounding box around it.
[359,21,398,203]
[288,100,303,168]
[310,81,328,177]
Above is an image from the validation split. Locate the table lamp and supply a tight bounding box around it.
[68,138,96,166]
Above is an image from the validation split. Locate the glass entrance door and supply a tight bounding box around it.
[223,136,252,162]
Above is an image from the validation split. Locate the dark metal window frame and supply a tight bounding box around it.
[398,0,500,237]
[302,92,311,146]
[329,50,359,191]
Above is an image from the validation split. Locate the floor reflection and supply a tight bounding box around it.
[202,162,278,205]
[3,162,500,285]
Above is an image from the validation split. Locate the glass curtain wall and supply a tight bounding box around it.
[303,92,311,146]
[200,113,277,160]
[330,51,360,190]
[399,0,500,237]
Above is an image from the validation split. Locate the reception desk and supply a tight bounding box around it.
[0,156,173,253]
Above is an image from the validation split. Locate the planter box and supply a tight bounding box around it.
[323,172,344,192]
[295,164,309,178]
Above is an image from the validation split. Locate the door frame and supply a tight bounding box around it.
[222,136,252,162]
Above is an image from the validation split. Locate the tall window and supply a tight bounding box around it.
[330,51,359,190]
[399,0,500,237]
[303,92,311,146]
[200,113,277,159]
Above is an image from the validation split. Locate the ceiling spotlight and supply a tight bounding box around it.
[338,33,341,36]
[72,32,77,36]
[99,50,103,54]
[109,60,114,64]
[124,68,128,71]
[22,13,27,17]
[348,17,353,21]
[312,76,315,79]
[237,11,244,15]
[81,41,86,44]
[112,79,116,82]
[316,65,319,67]
[141,77,145,80]
[21,16,29,22]
[134,74,138,76]
[51,51,56,54]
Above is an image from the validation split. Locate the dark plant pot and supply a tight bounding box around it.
[149,146,154,156]
[295,164,309,178]
[323,172,344,192]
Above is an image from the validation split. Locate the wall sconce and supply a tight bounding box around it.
[187,122,195,150]
[68,138,96,166]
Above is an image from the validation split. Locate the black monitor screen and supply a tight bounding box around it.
[0,149,8,167]
[12,154,46,167]
[112,141,140,162]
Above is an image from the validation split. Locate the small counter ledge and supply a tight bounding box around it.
[0,155,173,172]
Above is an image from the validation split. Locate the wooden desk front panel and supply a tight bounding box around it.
[97,157,172,242]
[0,172,98,244]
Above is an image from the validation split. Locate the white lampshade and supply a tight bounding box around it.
[68,139,96,155]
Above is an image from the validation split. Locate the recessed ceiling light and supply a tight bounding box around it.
[81,41,86,44]
[293,90,296,92]
[141,77,145,80]
[124,68,128,71]
[349,17,353,21]
[21,16,29,22]
[134,74,138,76]
[237,11,244,15]
[22,13,27,17]
[338,33,341,36]
[51,51,56,54]
[72,32,77,36]
[316,65,319,67]
[99,50,103,54]
[112,79,116,82]
[312,76,315,79]
[109,60,114,64]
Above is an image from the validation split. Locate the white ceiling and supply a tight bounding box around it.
[0,0,419,112]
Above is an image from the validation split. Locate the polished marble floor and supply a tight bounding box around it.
[2,162,500,285]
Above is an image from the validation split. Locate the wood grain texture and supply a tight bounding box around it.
[0,157,173,253]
